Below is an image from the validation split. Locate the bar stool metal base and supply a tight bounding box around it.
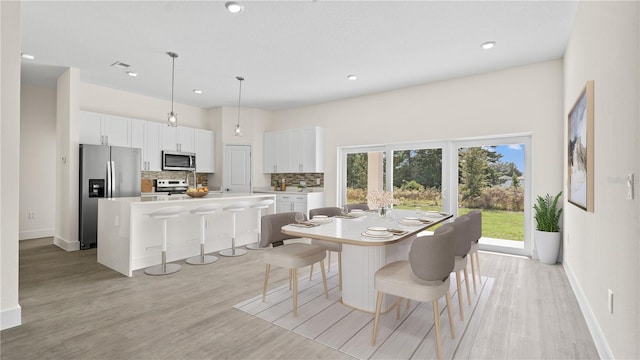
[186,255,218,265]
[145,263,181,276]
[246,243,273,250]
[219,248,247,257]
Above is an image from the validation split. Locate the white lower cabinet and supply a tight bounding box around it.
[275,192,324,217]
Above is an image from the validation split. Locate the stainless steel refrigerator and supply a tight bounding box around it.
[79,144,141,249]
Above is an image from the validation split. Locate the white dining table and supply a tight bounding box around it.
[281,209,453,312]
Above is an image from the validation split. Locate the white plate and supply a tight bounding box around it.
[402,217,421,223]
[309,217,333,224]
[399,220,424,226]
[349,211,366,217]
[421,211,445,219]
[366,227,389,235]
[362,231,393,238]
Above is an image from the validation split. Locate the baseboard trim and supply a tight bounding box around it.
[53,236,80,252]
[19,228,54,241]
[0,305,22,330]
[564,261,614,359]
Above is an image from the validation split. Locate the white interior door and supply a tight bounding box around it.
[223,144,251,193]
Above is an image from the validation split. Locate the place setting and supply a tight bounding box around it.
[335,206,367,219]
[290,212,321,228]
[308,215,333,224]
[361,226,408,239]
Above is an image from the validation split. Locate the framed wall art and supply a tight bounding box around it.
[567,80,594,212]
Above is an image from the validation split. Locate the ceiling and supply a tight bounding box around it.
[20,1,578,111]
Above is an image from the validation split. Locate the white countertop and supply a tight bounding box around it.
[104,192,275,204]
[253,187,324,194]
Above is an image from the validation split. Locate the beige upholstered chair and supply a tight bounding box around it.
[260,212,329,316]
[371,226,456,360]
[307,207,342,290]
[436,215,472,321]
[466,210,482,293]
[346,203,369,211]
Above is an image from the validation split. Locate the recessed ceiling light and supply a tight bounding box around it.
[193,89,202,94]
[225,1,244,13]
[127,71,138,77]
[21,53,35,60]
[481,41,496,50]
[347,74,357,81]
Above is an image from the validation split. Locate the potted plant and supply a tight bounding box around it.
[533,191,563,264]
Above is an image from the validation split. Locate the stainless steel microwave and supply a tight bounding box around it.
[162,151,196,171]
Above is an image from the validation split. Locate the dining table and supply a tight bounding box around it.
[281,209,453,313]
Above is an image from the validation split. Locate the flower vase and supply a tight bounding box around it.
[378,206,388,218]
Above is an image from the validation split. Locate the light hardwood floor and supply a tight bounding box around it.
[1,238,599,359]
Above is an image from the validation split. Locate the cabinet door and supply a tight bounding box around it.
[302,127,322,172]
[130,119,145,170]
[263,132,277,173]
[276,131,292,173]
[177,126,195,153]
[290,129,304,173]
[102,115,130,147]
[194,128,214,173]
[145,122,162,171]
[276,194,293,213]
[79,111,103,145]
[292,195,308,215]
[161,125,178,151]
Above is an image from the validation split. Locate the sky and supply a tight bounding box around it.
[494,144,525,173]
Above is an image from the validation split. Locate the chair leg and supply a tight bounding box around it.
[309,263,314,281]
[445,290,455,339]
[292,268,298,316]
[464,265,472,305]
[474,252,482,283]
[289,269,293,290]
[319,260,329,298]
[470,252,477,294]
[433,300,443,360]
[338,252,342,291]
[327,251,332,273]
[371,291,384,346]
[456,270,464,321]
[262,264,271,302]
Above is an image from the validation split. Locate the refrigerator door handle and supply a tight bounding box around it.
[110,161,116,197]
[106,160,112,198]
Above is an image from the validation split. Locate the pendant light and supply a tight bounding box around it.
[167,52,179,127]
[235,76,244,136]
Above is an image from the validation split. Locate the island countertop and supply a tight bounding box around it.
[97,193,276,276]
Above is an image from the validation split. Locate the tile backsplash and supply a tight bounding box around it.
[270,173,323,188]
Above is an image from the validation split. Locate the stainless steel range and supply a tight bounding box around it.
[156,179,189,195]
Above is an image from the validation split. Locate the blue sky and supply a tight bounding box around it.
[494,144,525,173]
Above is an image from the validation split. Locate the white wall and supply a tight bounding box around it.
[272,60,564,210]
[80,82,208,129]
[563,1,639,358]
[20,85,56,240]
[1,0,22,330]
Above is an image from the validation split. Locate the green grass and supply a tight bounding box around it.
[395,204,524,241]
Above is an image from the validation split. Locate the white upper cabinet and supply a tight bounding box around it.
[161,125,194,153]
[264,127,323,173]
[131,119,162,171]
[79,111,130,147]
[194,128,215,173]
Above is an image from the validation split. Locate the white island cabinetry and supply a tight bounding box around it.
[97,193,275,276]
[254,190,323,216]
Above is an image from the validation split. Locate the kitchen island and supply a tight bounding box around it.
[97,193,276,276]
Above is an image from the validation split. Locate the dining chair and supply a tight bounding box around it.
[466,210,483,293]
[371,225,456,360]
[307,207,342,290]
[436,215,472,321]
[260,212,329,317]
[346,203,369,211]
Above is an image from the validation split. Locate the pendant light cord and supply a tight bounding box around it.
[236,76,244,128]
[171,56,175,113]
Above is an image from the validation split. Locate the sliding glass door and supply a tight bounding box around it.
[340,135,532,256]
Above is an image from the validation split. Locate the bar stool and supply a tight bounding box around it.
[219,201,251,257]
[246,199,275,250]
[144,206,187,276]
[186,203,225,265]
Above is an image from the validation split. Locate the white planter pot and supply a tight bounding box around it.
[534,230,561,264]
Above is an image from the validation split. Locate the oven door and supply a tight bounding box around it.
[162,151,196,171]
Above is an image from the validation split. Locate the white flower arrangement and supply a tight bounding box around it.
[366,190,397,208]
